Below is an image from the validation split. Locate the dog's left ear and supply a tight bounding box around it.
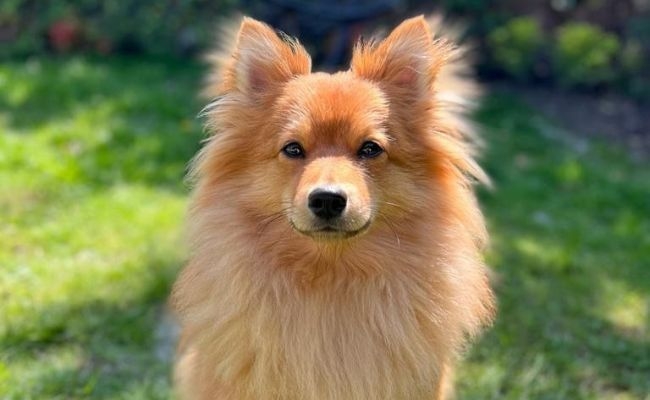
[222,17,311,98]
[351,16,451,100]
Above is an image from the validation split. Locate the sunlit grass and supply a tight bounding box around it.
[0,57,202,399]
[1,57,648,399]
[458,95,650,399]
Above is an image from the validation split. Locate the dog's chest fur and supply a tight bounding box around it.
[180,253,450,400]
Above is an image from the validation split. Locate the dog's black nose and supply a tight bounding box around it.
[308,190,347,220]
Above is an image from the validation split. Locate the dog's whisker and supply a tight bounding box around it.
[256,208,292,236]
[379,201,411,214]
[377,212,402,249]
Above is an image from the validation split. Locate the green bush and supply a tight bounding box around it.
[621,18,650,100]
[487,17,544,80]
[552,22,621,87]
[0,0,238,59]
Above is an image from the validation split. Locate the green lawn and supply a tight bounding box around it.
[1,57,648,399]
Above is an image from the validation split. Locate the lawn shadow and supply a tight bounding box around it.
[475,235,650,397]
[465,92,650,398]
[1,257,180,399]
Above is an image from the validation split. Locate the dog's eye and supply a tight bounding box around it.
[282,142,305,159]
[357,141,384,159]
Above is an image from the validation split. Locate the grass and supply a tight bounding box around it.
[0,57,203,399]
[463,97,650,399]
[1,57,648,399]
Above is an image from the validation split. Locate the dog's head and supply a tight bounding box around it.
[195,16,485,243]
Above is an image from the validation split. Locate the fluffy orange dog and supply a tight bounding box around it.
[172,15,495,400]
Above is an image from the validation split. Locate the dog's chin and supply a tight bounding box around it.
[291,219,372,240]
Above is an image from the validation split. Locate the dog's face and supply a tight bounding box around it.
[199,17,480,242]
[275,74,389,239]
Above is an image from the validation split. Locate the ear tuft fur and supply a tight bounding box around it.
[351,16,454,97]
[203,17,311,99]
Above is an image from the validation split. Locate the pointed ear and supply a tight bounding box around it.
[222,17,311,97]
[351,16,451,99]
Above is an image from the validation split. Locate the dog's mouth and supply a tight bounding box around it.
[291,219,372,240]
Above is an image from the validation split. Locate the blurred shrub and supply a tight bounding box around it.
[619,40,650,100]
[431,0,649,100]
[552,22,621,87]
[442,0,489,14]
[620,40,644,73]
[3,0,649,100]
[622,16,650,100]
[0,0,45,57]
[0,0,238,58]
[487,17,544,80]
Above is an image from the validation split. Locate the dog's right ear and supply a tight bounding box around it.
[350,16,452,102]
[217,17,311,99]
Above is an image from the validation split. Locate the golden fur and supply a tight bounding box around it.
[172,15,495,400]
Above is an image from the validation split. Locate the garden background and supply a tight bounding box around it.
[1,0,649,399]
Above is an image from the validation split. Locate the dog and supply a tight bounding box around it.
[171,15,495,400]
